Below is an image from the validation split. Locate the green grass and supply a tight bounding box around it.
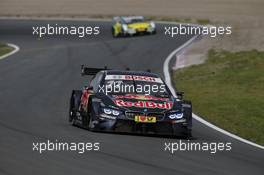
[0,43,13,57]
[173,49,264,145]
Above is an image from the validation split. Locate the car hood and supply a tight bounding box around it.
[107,94,176,113]
[128,22,150,29]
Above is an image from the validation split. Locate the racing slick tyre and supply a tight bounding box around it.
[86,98,98,131]
[182,100,193,138]
[69,90,82,126]
[112,27,120,38]
[171,100,192,138]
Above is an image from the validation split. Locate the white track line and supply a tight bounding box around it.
[0,43,20,60]
[163,35,199,97]
[163,35,264,150]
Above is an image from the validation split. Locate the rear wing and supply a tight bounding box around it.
[81,65,151,76]
[81,65,108,76]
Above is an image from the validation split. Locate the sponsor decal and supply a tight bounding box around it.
[114,99,173,109]
[135,116,156,123]
[105,75,163,83]
[113,94,169,101]
[80,90,91,111]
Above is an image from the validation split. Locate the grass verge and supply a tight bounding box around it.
[0,43,14,57]
[173,49,264,145]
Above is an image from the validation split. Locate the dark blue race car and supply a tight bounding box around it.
[69,66,192,138]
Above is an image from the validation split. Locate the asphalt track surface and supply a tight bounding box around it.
[0,20,263,175]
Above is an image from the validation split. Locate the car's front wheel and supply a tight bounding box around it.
[86,98,98,131]
[183,100,193,138]
[183,128,192,139]
[171,124,192,139]
[112,27,119,38]
[69,90,82,125]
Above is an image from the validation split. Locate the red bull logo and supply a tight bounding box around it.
[114,99,173,109]
[113,94,169,101]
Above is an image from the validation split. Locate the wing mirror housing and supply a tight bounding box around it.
[176,91,184,100]
[87,86,93,91]
[84,86,93,91]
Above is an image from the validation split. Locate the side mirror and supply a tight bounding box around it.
[87,86,93,91]
[176,91,184,99]
[84,86,93,91]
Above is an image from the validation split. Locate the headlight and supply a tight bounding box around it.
[150,21,155,28]
[103,108,120,116]
[112,110,120,116]
[122,24,128,31]
[103,108,112,115]
[168,113,183,119]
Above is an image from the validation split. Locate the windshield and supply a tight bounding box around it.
[123,17,144,24]
[102,75,170,97]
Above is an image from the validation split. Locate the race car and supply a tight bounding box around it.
[69,66,192,138]
[111,16,156,37]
